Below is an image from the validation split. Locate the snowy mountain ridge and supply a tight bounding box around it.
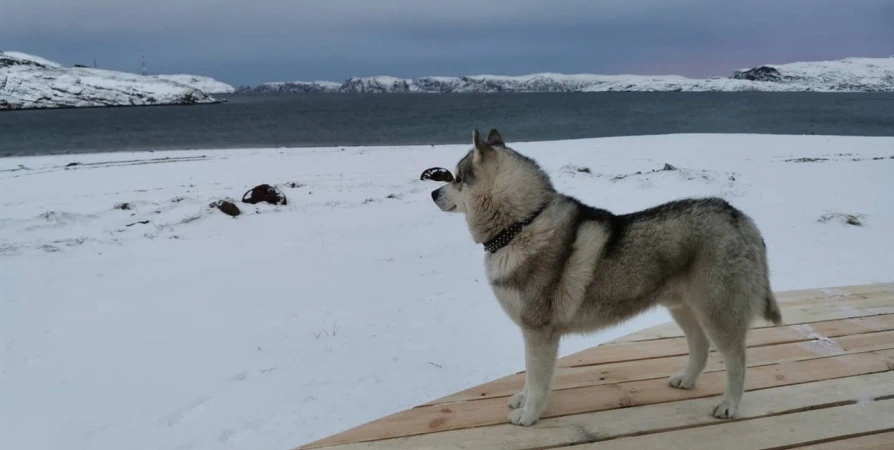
[238,56,894,94]
[153,74,235,94]
[0,52,234,110]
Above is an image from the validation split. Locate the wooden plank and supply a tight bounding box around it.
[300,349,894,448]
[298,371,894,450]
[774,282,894,302]
[618,291,894,343]
[789,431,894,449]
[423,313,894,409]
[615,293,894,343]
[580,399,894,450]
[424,330,894,405]
[559,314,894,368]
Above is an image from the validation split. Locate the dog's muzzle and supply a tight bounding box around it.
[431,186,456,212]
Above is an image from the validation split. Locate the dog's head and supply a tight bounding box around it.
[431,129,555,241]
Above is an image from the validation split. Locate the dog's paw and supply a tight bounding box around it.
[508,391,526,409]
[712,400,738,419]
[669,374,696,389]
[508,408,540,426]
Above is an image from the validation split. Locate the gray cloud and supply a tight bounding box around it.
[2,0,892,85]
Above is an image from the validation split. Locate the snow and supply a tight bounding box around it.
[0,51,64,69]
[0,52,230,110]
[238,56,894,94]
[154,75,235,94]
[1,134,893,450]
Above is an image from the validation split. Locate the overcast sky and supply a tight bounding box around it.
[2,0,892,85]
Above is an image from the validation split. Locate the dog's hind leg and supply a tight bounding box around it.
[668,304,710,389]
[697,301,749,419]
[509,328,559,426]
[708,334,746,419]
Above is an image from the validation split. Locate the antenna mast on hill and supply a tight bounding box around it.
[141,52,148,76]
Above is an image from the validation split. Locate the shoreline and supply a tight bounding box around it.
[0,97,227,113]
[4,131,894,161]
[3,88,891,113]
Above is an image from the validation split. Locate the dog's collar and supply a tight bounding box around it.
[482,206,546,254]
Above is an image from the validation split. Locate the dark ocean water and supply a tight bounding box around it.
[1,92,893,157]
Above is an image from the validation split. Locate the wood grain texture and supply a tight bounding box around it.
[298,372,894,450]
[578,399,894,450]
[302,350,894,448]
[614,291,894,343]
[424,329,894,405]
[788,431,894,450]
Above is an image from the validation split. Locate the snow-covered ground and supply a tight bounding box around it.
[238,56,894,94]
[1,134,893,450]
[0,52,233,110]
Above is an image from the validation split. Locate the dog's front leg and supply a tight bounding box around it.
[509,327,559,426]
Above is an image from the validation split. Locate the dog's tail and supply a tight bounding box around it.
[763,291,783,326]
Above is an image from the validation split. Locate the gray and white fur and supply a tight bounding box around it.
[431,129,782,426]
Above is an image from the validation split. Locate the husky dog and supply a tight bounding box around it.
[431,129,782,426]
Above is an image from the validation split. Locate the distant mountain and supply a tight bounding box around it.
[237,56,894,94]
[0,52,234,110]
[242,80,341,94]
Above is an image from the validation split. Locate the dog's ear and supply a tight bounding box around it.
[473,128,494,163]
[486,128,505,147]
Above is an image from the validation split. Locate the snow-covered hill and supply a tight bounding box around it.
[238,56,894,94]
[154,74,235,94]
[732,57,894,92]
[0,52,231,110]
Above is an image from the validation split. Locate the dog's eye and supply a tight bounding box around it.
[454,176,462,184]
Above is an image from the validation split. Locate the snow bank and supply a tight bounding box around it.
[1,134,893,450]
[238,56,894,93]
[0,52,229,110]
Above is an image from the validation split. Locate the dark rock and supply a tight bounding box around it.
[785,157,829,163]
[242,184,288,205]
[213,201,241,217]
[732,65,783,82]
[818,212,864,226]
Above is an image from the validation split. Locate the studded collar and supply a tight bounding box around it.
[482,206,546,254]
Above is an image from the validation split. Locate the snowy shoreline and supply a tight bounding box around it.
[2,134,893,450]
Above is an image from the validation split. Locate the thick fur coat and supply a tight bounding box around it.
[431,129,781,426]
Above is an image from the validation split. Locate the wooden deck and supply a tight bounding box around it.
[298,282,894,450]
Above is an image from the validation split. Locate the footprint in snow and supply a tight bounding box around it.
[163,396,211,427]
